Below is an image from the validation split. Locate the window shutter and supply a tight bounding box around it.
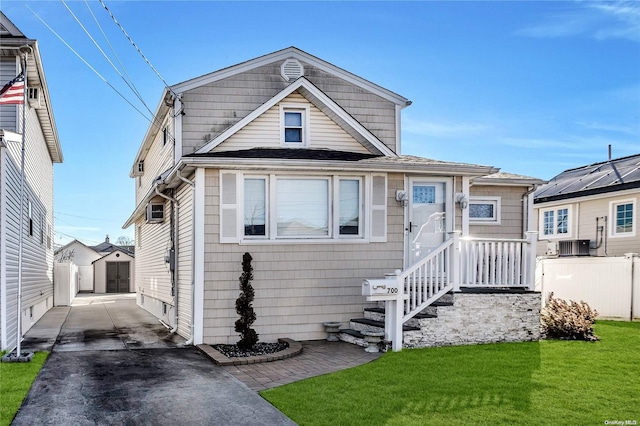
[370,174,387,242]
[220,171,240,243]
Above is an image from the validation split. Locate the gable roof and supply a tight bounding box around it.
[0,11,63,163]
[534,153,640,204]
[473,171,546,186]
[195,77,396,156]
[172,46,411,107]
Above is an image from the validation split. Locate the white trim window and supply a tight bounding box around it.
[280,104,309,147]
[610,199,636,238]
[539,205,571,238]
[469,196,501,224]
[221,171,383,243]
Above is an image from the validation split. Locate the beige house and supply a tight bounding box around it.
[124,47,543,349]
[534,153,640,257]
[0,12,63,351]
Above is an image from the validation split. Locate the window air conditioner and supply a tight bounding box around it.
[558,240,590,257]
[146,203,164,223]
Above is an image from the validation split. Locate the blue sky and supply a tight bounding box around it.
[2,1,639,247]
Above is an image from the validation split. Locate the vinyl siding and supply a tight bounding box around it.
[470,186,525,239]
[200,169,404,344]
[176,180,193,339]
[535,192,640,256]
[181,61,397,156]
[214,93,371,154]
[134,198,173,304]
[0,57,18,130]
[0,105,55,350]
[136,113,175,204]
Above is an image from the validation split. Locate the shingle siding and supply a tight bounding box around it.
[200,169,404,344]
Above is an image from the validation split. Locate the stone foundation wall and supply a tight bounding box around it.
[404,292,541,348]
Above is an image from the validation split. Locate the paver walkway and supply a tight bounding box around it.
[222,340,381,391]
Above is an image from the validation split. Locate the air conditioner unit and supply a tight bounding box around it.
[146,203,164,223]
[558,240,590,257]
[27,87,41,108]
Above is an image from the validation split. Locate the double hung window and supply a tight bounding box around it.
[281,104,309,147]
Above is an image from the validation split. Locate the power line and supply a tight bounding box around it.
[99,0,178,98]
[61,0,157,121]
[27,4,156,124]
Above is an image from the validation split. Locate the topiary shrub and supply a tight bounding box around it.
[541,292,599,342]
[235,252,259,350]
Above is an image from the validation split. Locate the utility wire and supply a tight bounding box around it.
[27,5,156,125]
[60,0,157,122]
[99,0,178,98]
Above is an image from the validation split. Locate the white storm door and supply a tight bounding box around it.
[408,180,447,266]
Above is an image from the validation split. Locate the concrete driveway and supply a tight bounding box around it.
[13,294,295,426]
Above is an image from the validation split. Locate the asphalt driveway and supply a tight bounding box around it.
[13,294,295,426]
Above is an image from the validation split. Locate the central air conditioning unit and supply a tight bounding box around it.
[558,239,591,257]
[146,203,164,223]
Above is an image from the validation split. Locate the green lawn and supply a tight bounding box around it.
[0,352,48,426]
[262,321,640,425]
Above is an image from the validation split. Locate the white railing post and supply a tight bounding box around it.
[450,231,461,292]
[525,231,538,291]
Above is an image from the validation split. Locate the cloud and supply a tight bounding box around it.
[516,0,640,42]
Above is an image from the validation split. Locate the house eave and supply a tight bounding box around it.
[534,180,640,204]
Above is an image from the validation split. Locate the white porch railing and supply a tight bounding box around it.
[384,231,538,351]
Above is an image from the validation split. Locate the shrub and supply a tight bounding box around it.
[541,292,599,341]
[235,252,259,350]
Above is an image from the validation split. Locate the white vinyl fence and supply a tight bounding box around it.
[53,261,78,306]
[536,254,640,321]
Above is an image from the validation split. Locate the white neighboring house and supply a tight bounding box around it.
[0,12,63,351]
[55,236,135,294]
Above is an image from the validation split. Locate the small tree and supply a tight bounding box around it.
[235,252,259,350]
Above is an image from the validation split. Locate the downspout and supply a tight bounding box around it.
[154,186,179,333]
[176,170,195,345]
[522,184,539,237]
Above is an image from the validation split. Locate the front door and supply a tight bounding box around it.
[106,262,130,293]
[408,180,447,266]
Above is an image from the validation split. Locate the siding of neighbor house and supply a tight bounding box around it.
[0,57,18,130]
[200,169,405,344]
[535,191,640,257]
[180,61,397,157]
[0,106,55,350]
[469,186,525,238]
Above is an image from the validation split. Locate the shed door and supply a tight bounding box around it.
[106,262,130,293]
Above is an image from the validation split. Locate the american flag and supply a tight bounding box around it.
[0,72,25,105]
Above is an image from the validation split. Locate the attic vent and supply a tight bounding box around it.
[281,58,303,81]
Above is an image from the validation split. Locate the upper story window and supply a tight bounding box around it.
[469,196,501,224]
[610,199,635,237]
[280,104,309,147]
[539,205,571,238]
